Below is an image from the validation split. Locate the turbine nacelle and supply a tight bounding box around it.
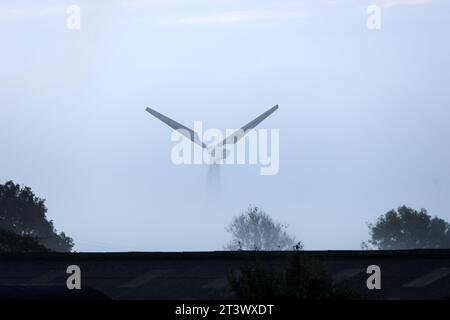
[207,145,229,163]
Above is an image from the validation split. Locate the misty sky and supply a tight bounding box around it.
[1,0,449,251]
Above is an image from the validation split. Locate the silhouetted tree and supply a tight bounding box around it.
[0,229,49,253]
[228,253,358,300]
[226,206,301,250]
[363,206,450,250]
[0,181,74,252]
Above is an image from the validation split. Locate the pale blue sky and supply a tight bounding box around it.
[1,0,449,251]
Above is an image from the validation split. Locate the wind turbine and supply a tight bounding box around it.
[145,105,279,165]
[145,105,278,197]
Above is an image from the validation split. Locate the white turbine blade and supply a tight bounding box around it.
[145,107,206,148]
[219,105,279,146]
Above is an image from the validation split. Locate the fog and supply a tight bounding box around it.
[1,0,449,251]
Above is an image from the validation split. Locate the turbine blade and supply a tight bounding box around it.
[220,105,279,146]
[145,107,206,148]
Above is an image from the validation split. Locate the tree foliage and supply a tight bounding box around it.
[0,180,74,252]
[364,206,450,250]
[226,206,301,251]
[0,229,49,253]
